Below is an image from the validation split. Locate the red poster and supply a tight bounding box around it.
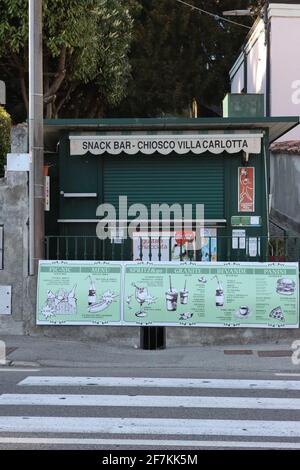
[238,167,255,212]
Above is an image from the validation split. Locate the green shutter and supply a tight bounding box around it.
[104,153,224,219]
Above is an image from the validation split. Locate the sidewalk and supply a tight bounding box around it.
[1,334,300,373]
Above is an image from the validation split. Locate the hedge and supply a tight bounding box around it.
[0,106,11,177]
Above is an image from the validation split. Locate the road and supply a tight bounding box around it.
[1,365,300,450]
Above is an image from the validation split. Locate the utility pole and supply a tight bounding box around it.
[29,0,44,275]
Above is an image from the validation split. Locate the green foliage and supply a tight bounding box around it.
[0,0,261,119]
[0,106,11,177]
[111,0,259,117]
[0,0,137,118]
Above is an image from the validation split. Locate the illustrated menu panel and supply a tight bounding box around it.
[37,261,299,328]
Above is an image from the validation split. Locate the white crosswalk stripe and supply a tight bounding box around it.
[0,438,300,449]
[1,416,300,437]
[1,393,300,410]
[1,375,300,449]
[18,376,300,390]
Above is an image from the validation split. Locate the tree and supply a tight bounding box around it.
[108,0,259,118]
[0,0,137,120]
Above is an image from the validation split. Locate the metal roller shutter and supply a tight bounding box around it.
[104,153,225,219]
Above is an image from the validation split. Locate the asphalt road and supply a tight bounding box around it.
[1,365,300,450]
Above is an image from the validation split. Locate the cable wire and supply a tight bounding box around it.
[175,0,252,30]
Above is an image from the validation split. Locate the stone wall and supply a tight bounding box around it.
[0,171,29,334]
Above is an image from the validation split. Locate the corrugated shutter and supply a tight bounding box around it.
[104,153,224,219]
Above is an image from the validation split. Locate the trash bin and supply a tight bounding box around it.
[140,326,166,350]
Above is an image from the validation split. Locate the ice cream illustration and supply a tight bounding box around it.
[166,276,178,311]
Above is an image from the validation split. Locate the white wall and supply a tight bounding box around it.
[231,54,244,93]
[270,12,300,140]
[230,19,267,107]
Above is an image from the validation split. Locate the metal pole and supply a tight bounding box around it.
[29,0,44,275]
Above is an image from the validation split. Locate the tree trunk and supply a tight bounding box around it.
[20,72,29,116]
[44,47,67,102]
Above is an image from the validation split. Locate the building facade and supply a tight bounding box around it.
[230,1,300,141]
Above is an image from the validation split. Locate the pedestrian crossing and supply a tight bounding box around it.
[18,375,300,389]
[1,375,300,449]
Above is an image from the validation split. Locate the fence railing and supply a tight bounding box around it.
[44,235,300,263]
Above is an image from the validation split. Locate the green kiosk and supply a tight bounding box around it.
[44,112,298,264]
[41,100,299,348]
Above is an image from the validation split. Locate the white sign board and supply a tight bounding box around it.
[44,176,50,211]
[232,229,246,250]
[6,153,30,172]
[70,134,262,156]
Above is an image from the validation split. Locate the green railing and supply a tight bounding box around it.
[44,235,300,263]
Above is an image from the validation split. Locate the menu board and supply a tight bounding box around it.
[36,261,122,325]
[37,261,299,328]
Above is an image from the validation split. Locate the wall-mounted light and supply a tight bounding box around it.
[223,10,254,17]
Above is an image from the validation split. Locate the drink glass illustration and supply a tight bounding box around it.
[216,288,224,307]
[134,285,149,318]
[166,276,178,311]
[213,275,224,307]
[180,280,189,305]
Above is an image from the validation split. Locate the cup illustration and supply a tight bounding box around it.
[235,305,251,318]
[166,276,178,311]
[180,280,189,305]
[239,306,249,316]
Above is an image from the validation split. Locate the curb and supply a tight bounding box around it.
[9,361,40,368]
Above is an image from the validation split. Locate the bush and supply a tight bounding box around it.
[268,238,286,261]
[0,106,11,177]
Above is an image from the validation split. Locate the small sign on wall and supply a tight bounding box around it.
[44,176,50,211]
[232,229,246,250]
[0,286,11,315]
[238,167,255,212]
